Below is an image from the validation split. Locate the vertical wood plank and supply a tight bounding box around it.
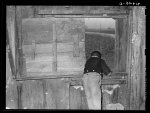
[81,89,88,109]
[6,6,16,68]
[7,29,16,78]
[52,20,57,72]
[65,78,70,109]
[17,82,23,109]
[45,79,57,109]
[139,7,146,110]
[126,10,132,110]
[130,6,145,110]
[22,80,44,109]
[15,6,26,77]
[45,79,69,109]
[114,19,119,72]
[6,50,18,109]
[130,7,136,110]
[70,86,82,109]
[117,18,128,72]
[42,79,47,109]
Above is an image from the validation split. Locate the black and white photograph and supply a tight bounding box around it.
[6,6,146,110]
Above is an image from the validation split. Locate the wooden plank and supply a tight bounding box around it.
[115,17,128,72]
[51,15,128,18]
[21,80,44,109]
[81,90,88,109]
[70,86,82,109]
[45,79,56,109]
[52,20,57,72]
[42,79,47,109]
[65,78,70,109]
[15,6,25,77]
[130,7,137,109]
[123,8,134,110]
[45,79,69,109]
[6,52,18,109]
[38,6,128,15]
[15,72,127,81]
[117,85,129,110]
[102,79,126,85]
[124,12,132,110]
[139,7,146,110]
[114,19,119,72]
[121,18,128,72]
[129,7,145,110]
[17,82,23,109]
[6,6,16,68]
[7,33,16,78]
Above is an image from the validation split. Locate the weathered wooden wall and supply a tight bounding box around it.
[22,17,85,74]
[6,6,146,110]
[19,79,89,109]
[129,6,146,110]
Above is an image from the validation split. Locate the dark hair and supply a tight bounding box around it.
[91,51,101,58]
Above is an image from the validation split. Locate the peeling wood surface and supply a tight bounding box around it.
[130,7,146,110]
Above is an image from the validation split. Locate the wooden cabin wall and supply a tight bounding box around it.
[17,6,86,109]
[129,6,146,110]
[7,6,131,109]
